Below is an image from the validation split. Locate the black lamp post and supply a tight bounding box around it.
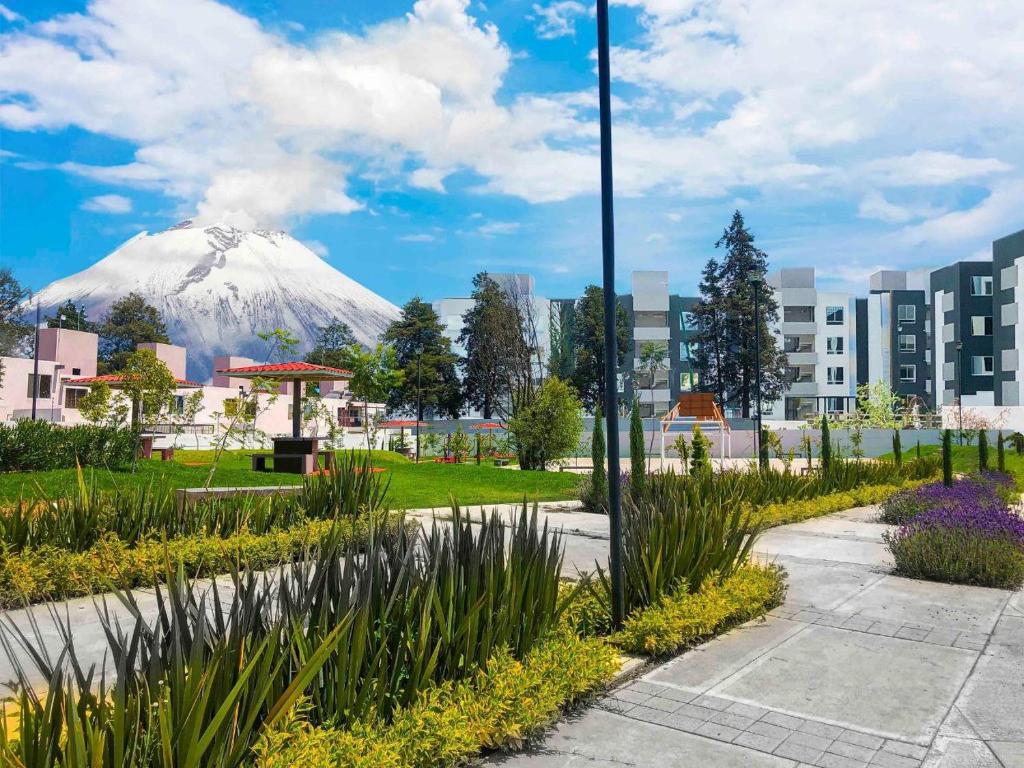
[415,348,423,463]
[749,272,764,469]
[596,0,625,630]
[955,340,964,445]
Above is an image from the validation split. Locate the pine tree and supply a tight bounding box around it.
[384,298,464,418]
[892,430,903,467]
[45,300,94,332]
[629,400,646,499]
[570,286,630,412]
[690,424,710,475]
[591,407,608,511]
[942,429,953,487]
[978,429,989,471]
[997,431,1006,473]
[97,293,170,373]
[692,258,729,409]
[305,319,357,369]
[714,211,788,417]
[819,415,832,475]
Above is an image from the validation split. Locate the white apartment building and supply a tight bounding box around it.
[764,268,857,422]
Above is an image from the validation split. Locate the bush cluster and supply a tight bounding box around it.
[884,472,1024,589]
[762,481,925,527]
[0,420,137,471]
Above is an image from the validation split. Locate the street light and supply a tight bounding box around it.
[749,271,765,469]
[596,0,625,630]
[955,340,964,445]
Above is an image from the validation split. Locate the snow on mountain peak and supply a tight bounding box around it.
[32,226,400,381]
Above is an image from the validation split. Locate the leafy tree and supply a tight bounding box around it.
[978,429,989,471]
[76,380,129,428]
[508,376,583,470]
[942,429,953,487]
[119,348,177,431]
[0,268,32,385]
[449,425,471,462]
[45,300,94,332]
[548,302,576,380]
[856,381,904,428]
[173,389,206,450]
[305,320,356,369]
[258,328,300,363]
[341,343,404,453]
[629,400,646,499]
[570,285,629,412]
[672,432,690,475]
[384,298,464,418]
[590,405,608,509]
[97,293,170,372]
[692,258,729,409]
[458,273,526,419]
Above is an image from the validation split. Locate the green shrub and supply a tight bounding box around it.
[978,429,989,471]
[0,420,138,471]
[690,424,710,475]
[254,628,620,768]
[886,527,1024,590]
[584,407,607,513]
[613,565,785,656]
[760,481,923,527]
[943,429,953,487]
[629,402,646,499]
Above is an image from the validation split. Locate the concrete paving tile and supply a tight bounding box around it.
[693,694,737,711]
[882,741,928,760]
[1004,591,1024,617]
[923,737,1001,768]
[953,653,1024,740]
[675,703,721,721]
[894,627,930,641]
[754,530,891,567]
[922,628,958,646]
[734,730,787,754]
[986,615,1024,658]
[869,752,919,768]
[653,686,697,703]
[762,558,881,612]
[627,704,671,723]
[648,616,805,691]
[643,695,683,713]
[866,621,901,637]
[837,731,885,750]
[484,708,796,767]
[799,721,845,739]
[827,739,876,762]
[658,712,705,733]
[763,711,808,730]
[718,626,977,743]
[697,721,745,742]
[988,741,1024,768]
[787,731,835,751]
[711,711,757,731]
[840,616,876,631]
[611,687,651,705]
[835,576,1007,634]
[751,721,798,742]
[728,701,770,720]
[775,735,827,763]
[816,753,868,768]
[626,680,665,695]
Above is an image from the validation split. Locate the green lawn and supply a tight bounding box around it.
[880,442,1024,481]
[0,449,579,509]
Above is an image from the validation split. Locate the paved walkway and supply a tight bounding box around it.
[486,505,1024,768]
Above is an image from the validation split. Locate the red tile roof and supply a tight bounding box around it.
[215,361,353,378]
[380,419,429,428]
[470,422,507,429]
[66,374,203,388]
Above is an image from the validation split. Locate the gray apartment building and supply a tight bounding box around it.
[994,229,1024,406]
[929,262,995,408]
[863,269,932,407]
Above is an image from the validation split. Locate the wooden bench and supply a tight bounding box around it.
[175,484,303,513]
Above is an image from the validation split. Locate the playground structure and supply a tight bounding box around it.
[659,393,732,467]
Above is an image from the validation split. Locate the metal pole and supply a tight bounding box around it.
[753,280,763,468]
[292,377,301,437]
[956,343,964,445]
[415,352,422,463]
[596,0,625,630]
[30,303,41,421]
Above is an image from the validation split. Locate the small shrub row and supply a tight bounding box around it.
[254,628,620,768]
[0,419,138,471]
[759,481,924,527]
[0,515,402,608]
[880,472,1017,525]
[612,565,786,656]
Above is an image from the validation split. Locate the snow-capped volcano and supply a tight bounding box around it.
[33,222,400,381]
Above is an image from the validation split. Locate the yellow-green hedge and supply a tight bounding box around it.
[254,628,621,768]
[0,516,401,608]
[612,565,786,656]
[760,480,928,528]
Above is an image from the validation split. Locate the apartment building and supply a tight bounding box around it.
[862,269,932,406]
[994,228,1024,406]
[764,268,857,421]
[930,261,995,408]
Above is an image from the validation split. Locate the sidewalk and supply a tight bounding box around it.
[487,505,1024,768]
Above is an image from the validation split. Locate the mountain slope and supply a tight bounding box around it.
[32,222,400,381]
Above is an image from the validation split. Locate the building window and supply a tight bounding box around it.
[971,275,993,296]
[679,312,695,331]
[785,397,816,421]
[71,367,81,376]
[172,395,185,416]
[898,334,916,353]
[64,387,87,409]
[824,397,846,414]
[826,337,844,355]
[679,341,691,361]
[679,371,699,391]
[827,367,844,385]
[634,311,668,328]
[784,335,814,353]
[899,364,917,382]
[825,306,844,325]
[786,365,814,384]
[971,356,994,376]
[783,306,815,323]
[26,374,52,399]
[971,316,993,336]
[897,304,916,322]
[616,373,625,393]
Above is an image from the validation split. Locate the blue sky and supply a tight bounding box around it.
[1,0,1022,306]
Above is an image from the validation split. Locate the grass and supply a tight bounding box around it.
[879,442,1024,481]
[0,449,579,509]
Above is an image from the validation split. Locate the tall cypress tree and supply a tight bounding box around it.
[942,429,953,487]
[692,258,729,409]
[997,431,1006,473]
[892,430,903,467]
[629,400,646,499]
[591,407,607,511]
[820,415,833,475]
[978,429,989,471]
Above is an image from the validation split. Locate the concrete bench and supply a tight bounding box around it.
[250,453,315,474]
[157,447,175,461]
[175,484,303,512]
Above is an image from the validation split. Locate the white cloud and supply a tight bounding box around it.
[477,220,521,236]
[302,239,329,257]
[399,233,439,242]
[860,152,1011,187]
[81,193,132,214]
[900,179,1024,246]
[531,1,587,39]
[0,4,22,22]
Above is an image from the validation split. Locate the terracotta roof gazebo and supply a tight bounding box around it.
[214,361,353,438]
[66,374,203,388]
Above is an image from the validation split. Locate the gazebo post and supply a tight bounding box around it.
[292,377,301,438]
